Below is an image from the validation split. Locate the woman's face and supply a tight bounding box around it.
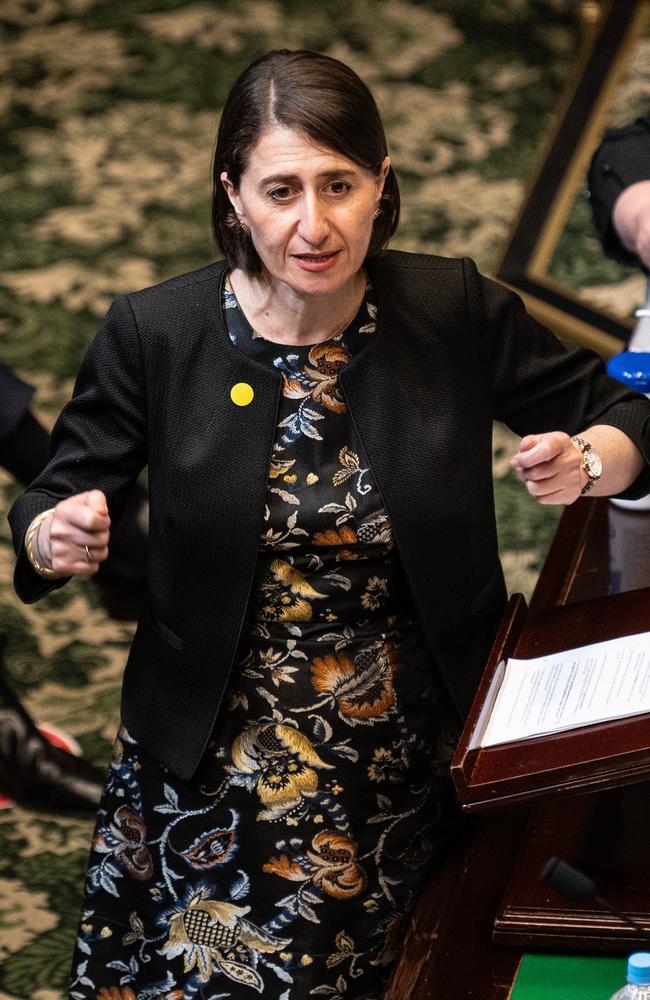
[221,126,390,298]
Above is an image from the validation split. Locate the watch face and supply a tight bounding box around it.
[585,451,603,478]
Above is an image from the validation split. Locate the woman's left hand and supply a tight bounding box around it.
[510,432,584,504]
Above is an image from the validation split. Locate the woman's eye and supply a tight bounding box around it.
[327,181,351,195]
[269,186,293,201]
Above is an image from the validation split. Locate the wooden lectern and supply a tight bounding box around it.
[385,499,650,999]
[452,584,650,949]
[452,586,650,813]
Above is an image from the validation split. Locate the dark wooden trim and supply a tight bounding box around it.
[497,0,646,353]
[499,2,637,272]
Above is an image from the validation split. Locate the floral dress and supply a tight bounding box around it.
[70,277,461,1000]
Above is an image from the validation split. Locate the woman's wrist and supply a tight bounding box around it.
[24,508,59,578]
[574,425,644,497]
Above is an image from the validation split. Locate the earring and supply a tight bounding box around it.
[373,207,381,221]
[237,217,249,234]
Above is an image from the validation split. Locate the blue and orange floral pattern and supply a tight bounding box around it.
[69,278,460,999]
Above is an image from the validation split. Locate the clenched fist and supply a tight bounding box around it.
[510,432,585,505]
[30,490,111,578]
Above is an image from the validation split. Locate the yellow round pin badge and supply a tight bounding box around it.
[230,382,254,406]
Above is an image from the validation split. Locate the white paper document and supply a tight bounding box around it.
[480,631,650,747]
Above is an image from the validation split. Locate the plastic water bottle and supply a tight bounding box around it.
[609,953,650,999]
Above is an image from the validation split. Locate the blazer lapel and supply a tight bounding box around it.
[341,255,481,640]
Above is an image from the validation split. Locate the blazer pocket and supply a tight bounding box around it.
[130,603,184,668]
[146,605,184,651]
[469,565,504,616]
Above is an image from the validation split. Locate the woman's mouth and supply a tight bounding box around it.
[293,250,340,272]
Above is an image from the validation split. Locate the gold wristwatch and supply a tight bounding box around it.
[571,436,603,495]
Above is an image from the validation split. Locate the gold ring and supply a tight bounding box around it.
[84,544,92,563]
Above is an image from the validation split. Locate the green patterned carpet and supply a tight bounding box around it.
[0,1,614,995]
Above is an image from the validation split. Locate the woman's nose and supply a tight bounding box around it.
[296,195,330,246]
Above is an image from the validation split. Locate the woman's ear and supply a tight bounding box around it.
[376,156,391,198]
[220,171,244,219]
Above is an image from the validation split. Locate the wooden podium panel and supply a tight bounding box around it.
[494,783,650,949]
[384,810,526,1000]
[529,495,650,611]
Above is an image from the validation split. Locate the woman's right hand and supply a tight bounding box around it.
[31,490,111,578]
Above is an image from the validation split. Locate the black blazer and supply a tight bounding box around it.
[9,251,650,780]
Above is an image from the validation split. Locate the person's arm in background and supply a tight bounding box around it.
[587,113,650,271]
[611,180,650,270]
[0,364,106,812]
[0,364,49,485]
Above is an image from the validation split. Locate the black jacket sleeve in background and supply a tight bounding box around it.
[587,114,650,271]
[0,364,35,443]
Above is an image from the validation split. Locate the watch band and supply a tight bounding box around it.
[571,436,602,496]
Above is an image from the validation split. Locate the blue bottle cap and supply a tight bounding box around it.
[607,352,650,392]
[628,952,650,985]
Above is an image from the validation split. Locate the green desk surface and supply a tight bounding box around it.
[511,955,628,1000]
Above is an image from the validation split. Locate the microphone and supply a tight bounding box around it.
[541,856,650,942]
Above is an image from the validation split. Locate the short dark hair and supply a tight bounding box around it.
[212,49,400,274]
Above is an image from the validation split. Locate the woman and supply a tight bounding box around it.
[9,50,650,999]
